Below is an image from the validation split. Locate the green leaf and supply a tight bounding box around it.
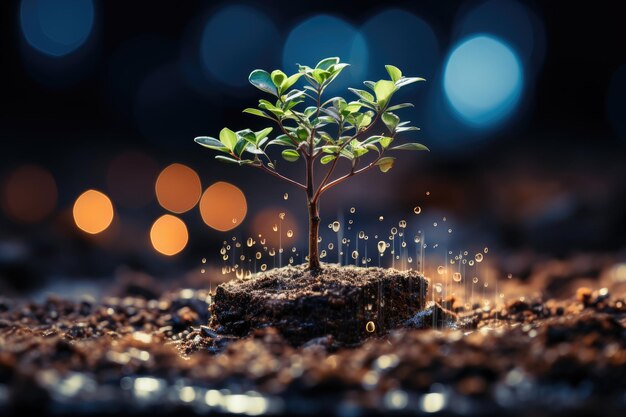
[233,138,248,157]
[219,128,238,151]
[363,80,376,91]
[386,103,414,112]
[243,108,275,120]
[215,155,239,164]
[320,155,336,164]
[282,73,303,91]
[271,70,287,90]
[390,143,430,151]
[380,136,394,148]
[382,112,400,132]
[281,149,300,162]
[194,136,227,151]
[396,126,421,133]
[316,57,339,70]
[255,127,273,143]
[374,80,397,108]
[266,134,294,147]
[375,157,396,173]
[348,88,375,102]
[249,70,278,96]
[385,65,402,82]
[395,77,425,88]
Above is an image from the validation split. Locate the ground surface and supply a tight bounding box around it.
[0,260,625,416]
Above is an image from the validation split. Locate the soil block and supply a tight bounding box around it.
[209,264,428,344]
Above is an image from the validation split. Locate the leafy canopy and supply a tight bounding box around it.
[195,57,427,191]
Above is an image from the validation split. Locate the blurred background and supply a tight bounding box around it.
[1,0,625,295]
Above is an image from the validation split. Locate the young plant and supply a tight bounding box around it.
[195,57,428,271]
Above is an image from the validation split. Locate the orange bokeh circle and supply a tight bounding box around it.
[73,190,115,234]
[155,163,201,213]
[2,165,57,223]
[150,214,188,256]
[199,181,247,232]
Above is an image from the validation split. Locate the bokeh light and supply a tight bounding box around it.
[607,64,626,140]
[106,151,158,209]
[155,163,202,213]
[150,214,188,256]
[454,0,545,76]
[361,9,440,81]
[443,35,523,127]
[73,189,114,234]
[1,165,57,223]
[199,5,280,87]
[20,0,95,57]
[199,182,247,232]
[283,15,368,93]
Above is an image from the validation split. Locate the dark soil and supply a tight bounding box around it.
[0,259,625,416]
[210,264,428,344]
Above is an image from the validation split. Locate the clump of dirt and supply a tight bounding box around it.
[210,264,428,345]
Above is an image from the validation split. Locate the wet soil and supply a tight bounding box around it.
[0,261,625,416]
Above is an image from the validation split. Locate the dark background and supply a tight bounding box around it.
[1,0,625,292]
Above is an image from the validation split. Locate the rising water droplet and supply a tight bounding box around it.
[413,206,421,214]
[246,238,254,247]
[453,272,462,283]
[283,193,288,200]
[272,224,278,232]
[201,258,206,264]
[484,247,489,253]
[414,236,421,244]
[260,264,267,271]
[475,253,483,262]
[279,212,285,220]
[332,221,340,232]
[352,250,359,260]
[328,243,334,250]
[366,321,376,333]
[269,248,276,256]
[377,241,386,254]
[473,277,479,284]
[350,207,356,214]
[379,216,384,221]
[399,220,407,229]
[435,283,442,293]
[287,230,293,238]
[437,265,445,275]
[391,227,398,235]
[255,252,262,260]
[358,231,365,239]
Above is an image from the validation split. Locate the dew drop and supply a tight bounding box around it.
[426,191,430,196]
[201,268,205,274]
[484,247,489,253]
[342,238,347,244]
[433,222,438,227]
[232,218,238,224]
[332,221,340,232]
[507,273,513,279]
[401,241,407,248]
[448,228,452,234]
[469,260,474,266]
[320,250,327,258]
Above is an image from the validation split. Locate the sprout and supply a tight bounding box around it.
[195,58,427,270]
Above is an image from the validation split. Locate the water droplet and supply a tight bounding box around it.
[453,272,462,283]
[433,222,438,227]
[279,212,285,220]
[414,236,421,244]
[246,238,254,247]
[366,321,376,333]
[484,282,488,288]
[260,264,267,271]
[391,227,398,235]
[475,253,483,262]
[469,260,474,266]
[232,218,238,224]
[269,249,276,256]
[235,242,241,248]
[448,228,452,234]
[408,257,413,263]
[413,206,421,214]
[255,252,262,260]
[378,216,384,221]
[443,217,447,222]
[201,258,207,264]
[473,277,479,284]
[283,193,288,200]
[348,219,353,225]
[401,241,407,248]
[291,247,296,252]
[435,283,442,293]
[287,230,293,238]
[239,254,245,261]
[317,236,322,242]
[352,250,359,260]
[342,238,347,244]
[377,241,386,254]
[426,191,430,196]
[201,268,205,274]
[484,247,489,253]
[437,265,445,275]
[272,224,278,232]
[260,238,266,245]
[320,250,327,258]
[358,231,365,239]
[328,243,334,250]
[332,221,340,233]
[507,273,513,279]
[350,207,356,214]
[399,220,407,228]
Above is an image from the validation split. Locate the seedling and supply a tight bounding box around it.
[195,57,428,270]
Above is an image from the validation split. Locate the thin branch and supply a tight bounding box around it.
[229,152,306,190]
[319,151,386,194]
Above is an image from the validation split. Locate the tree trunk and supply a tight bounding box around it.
[308,200,321,270]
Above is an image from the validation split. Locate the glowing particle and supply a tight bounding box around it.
[435,283,443,293]
[473,277,479,284]
[255,252,262,260]
[379,216,384,221]
[350,207,356,213]
[328,243,334,250]
[246,238,254,247]
[272,224,278,232]
[413,206,421,214]
[453,272,462,282]
[283,193,288,200]
[377,241,386,254]
[287,230,294,238]
[391,227,398,235]
[332,221,340,232]
[437,265,445,275]
[365,321,376,333]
